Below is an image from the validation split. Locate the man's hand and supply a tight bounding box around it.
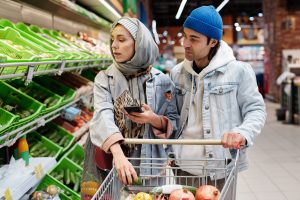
[221,132,246,149]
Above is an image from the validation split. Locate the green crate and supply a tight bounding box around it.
[64,144,84,169]
[0,108,19,136]
[0,80,44,125]
[33,76,76,106]
[37,122,75,152]
[0,39,39,75]
[6,79,63,115]
[14,22,75,59]
[36,174,79,200]
[48,157,82,199]
[0,27,62,71]
[28,131,63,159]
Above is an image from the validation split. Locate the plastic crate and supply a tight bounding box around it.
[14,22,75,60]
[7,79,63,115]
[0,80,44,125]
[27,131,63,159]
[48,158,82,199]
[0,108,19,136]
[37,122,75,152]
[36,174,79,200]
[0,27,62,71]
[64,144,84,169]
[0,39,39,75]
[33,76,76,106]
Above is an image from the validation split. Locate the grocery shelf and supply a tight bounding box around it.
[0,92,93,148]
[0,58,112,81]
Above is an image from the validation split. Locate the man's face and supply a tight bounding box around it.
[183,28,216,61]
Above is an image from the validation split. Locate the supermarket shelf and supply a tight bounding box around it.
[0,92,93,148]
[0,157,57,200]
[0,58,112,81]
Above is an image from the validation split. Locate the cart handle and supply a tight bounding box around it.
[124,138,222,145]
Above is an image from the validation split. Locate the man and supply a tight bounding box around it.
[170,5,266,195]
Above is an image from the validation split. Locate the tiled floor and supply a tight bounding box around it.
[236,101,300,200]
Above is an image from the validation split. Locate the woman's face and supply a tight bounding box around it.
[111,25,135,63]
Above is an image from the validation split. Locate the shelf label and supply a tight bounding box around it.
[34,164,44,179]
[4,188,12,200]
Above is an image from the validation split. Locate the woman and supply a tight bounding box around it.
[82,17,178,189]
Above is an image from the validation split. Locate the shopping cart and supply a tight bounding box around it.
[92,139,240,200]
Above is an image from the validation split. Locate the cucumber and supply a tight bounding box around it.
[70,171,76,184]
[73,175,80,193]
[64,168,70,185]
[58,135,68,146]
[30,142,43,152]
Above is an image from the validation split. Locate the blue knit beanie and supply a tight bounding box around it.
[183,5,223,41]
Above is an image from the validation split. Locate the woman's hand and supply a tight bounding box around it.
[110,143,138,185]
[126,104,162,129]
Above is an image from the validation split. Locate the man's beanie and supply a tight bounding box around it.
[183,5,223,41]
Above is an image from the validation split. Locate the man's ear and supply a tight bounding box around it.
[210,39,218,47]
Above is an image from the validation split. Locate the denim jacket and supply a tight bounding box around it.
[170,41,266,173]
[90,65,179,175]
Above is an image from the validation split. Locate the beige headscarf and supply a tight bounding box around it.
[110,17,159,77]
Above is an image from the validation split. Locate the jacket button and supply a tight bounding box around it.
[205,105,209,110]
[219,88,223,94]
[206,129,211,134]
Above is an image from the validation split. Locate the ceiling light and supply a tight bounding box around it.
[152,20,160,44]
[234,22,239,27]
[216,0,229,12]
[98,0,121,18]
[258,13,263,17]
[163,31,168,37]
[249,17,254,21]
[175,0,187,19]
[236,26,241,32]
[177,32,183,37]
[162,39,167,44]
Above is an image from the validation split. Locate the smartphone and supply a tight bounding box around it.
[124,106,144,113]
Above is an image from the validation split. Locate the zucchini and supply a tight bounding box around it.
[64,168,70,185]
[73,175,80,193]
[70,171,76,184]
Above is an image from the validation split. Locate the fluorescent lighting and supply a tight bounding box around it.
[152,20,160,44]
[177,32,183,37]
[175,0,187,19]
[234,22,239,27]
[216,0,229,12]
[236,26,241,32]
[249,16,254,21]
[99,0,121,18]
[258,13,263,17]
[163,30,168,36]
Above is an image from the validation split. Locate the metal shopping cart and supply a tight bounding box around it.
[92,139,240,200]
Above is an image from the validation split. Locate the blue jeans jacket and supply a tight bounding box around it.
[170,58,266,173]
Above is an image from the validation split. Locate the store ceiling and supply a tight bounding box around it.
[151,0,263,27]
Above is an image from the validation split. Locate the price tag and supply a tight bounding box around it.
[4,188,12,200]
[34,164,44,179]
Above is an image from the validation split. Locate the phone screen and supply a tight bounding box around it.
[124,106,143,113]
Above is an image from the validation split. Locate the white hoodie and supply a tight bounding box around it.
[173,41,236,175]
